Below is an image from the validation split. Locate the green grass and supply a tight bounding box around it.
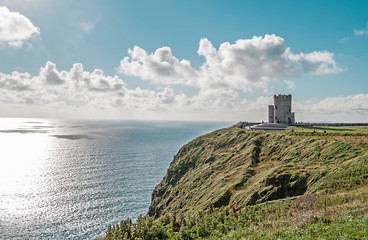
[148,125,368,218]
[100,125,368,239]
[103,191,368,239]
[288,126,368,137]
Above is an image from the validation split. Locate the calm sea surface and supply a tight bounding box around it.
[0,118,231,239]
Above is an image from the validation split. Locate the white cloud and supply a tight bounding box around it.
[0,62,127,109]
[40,61,65,85]
[284,80,295,90]
[0,62,367,122]
[241,95,273,111]
[118,46,197,85]
[0,61,258,119]
[197,35,298,90]
[289,51,343,74]
[119,34,343,91]
[0,6,40,47]
[0,71,33,91]
[353,23,368,36]
[297,94,368,114]
[156,87,176,104]
[294,94,368,122]
[0,62,200,117]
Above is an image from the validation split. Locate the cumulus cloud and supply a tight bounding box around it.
[119,34,343,91]
[0,6,40,47]
[40,61,65,85]
[0,33,357,121]
[0,71,33,91]
[156,87,176,104]
[353,23,368,36]
[0,62,127,109]
[294,94,368,122]
[118,46,197,85]
[197,35,298,89]
[0,61,262,118]
[289,51,343,74]
[71,65,124,92]
[0,62,367,121]
[0,62,197,116]
[298,94,368,114]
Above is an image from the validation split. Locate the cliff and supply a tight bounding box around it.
[148,124,368,218]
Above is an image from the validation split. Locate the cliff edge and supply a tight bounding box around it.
[148,124,368,218]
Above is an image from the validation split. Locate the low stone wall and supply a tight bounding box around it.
[290,123,368,127]
[238,122,262,128]
[240,122,368,129]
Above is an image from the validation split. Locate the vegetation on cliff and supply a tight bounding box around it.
[104,192,368,239]
[102,125,368,239]
[149,125,368,218]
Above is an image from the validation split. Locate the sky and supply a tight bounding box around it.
[0,0,367,122]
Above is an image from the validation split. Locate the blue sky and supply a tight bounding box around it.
[0,0,367,121]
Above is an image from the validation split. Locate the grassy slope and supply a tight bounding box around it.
[101,125,368,239]
[148,125,368,218]
[103,190,368,239]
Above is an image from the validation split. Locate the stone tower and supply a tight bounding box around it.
[268,94,295,124]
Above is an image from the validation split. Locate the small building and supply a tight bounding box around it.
[268,94,295,125]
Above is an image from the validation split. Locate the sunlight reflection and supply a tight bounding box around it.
[0,118,53,216]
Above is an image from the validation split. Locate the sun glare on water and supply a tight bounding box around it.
[0,118,53,216]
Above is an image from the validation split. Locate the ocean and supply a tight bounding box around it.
[0,118,231,239]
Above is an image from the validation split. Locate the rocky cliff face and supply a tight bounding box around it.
[148,125,368,218]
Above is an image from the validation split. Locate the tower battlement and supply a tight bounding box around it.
[274,94,292,101]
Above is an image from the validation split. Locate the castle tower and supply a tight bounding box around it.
[268,94,295,124]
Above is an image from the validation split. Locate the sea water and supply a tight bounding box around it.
[0,119,230,239]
